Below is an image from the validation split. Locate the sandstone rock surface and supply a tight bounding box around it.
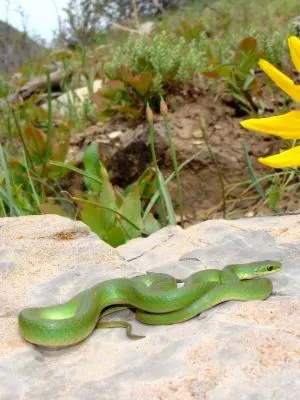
[0,214,299,399]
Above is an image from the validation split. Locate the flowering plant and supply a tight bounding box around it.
[241,36,300,168]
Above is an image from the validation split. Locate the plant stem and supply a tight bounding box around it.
[147,103,167,224]
[42,69,53,176]
[24,153,40,208]
[131,0,140,29]
[11,109,35,172]
[143,150,202,221]
[162,117,184,227]
[199,114,227,219]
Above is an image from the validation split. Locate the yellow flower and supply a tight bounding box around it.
[240,35,300,168]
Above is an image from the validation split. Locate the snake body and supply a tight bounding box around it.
[18,260,281,348]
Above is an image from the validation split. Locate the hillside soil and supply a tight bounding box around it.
[67,80,289,226]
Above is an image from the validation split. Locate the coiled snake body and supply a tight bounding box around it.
[18,260,281,348]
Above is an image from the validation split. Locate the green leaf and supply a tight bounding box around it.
[143,212,161,235]
[243,142,265,199]
[77,197,108,238]
[98,164,118,232]
[157,169,176,225]
[105,224,127,247]
[266,185,280,209]
[0,144,22,216]
[39,203,68,217]
[143,151,202,221]
[243,73,255,91]
[83,143,102,193]
[73,195,142,244]
[119,183,143,239]
[49,161,103,186]
[111,104,142,119]
[231,92,252,108]
[202,65,231,79]
[0,168,4,184]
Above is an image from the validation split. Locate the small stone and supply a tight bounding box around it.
[192,129,203,138]
[214,124,222,130]
[108,131,122,140]
[193,140,204,145]
[138,21,154,35]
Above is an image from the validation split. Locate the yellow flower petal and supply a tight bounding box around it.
[258,59,300,102]
[259,145,300,168]
[288,36,300,73]
[240,110,300,139]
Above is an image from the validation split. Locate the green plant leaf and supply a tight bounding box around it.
[243,142,265,199]
[49,161,103,186]
[98,164,118,232]
[78,197,108,238]
[143,212,161,235]
[0,144,22,216]
[157,169,176,225]
[111,104,142,119]
[83,143,102,193]
[119,183,143,239]
[243,73,255,91]
[143,151,202,221]
[202,65,230,79]
[266,184,280,209]
[105,224,127,247]
[39,203,68,217]
[97,87,119,100]
[231,92,252,108]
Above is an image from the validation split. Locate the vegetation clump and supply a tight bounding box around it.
[1,0,300,245]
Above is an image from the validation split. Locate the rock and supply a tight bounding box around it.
[138,21,155,35]
[6,69,72,105]
[10,72,24,86]
[0,214,299,399]
[42,80,103,116]
[192,128,203,138]
[107,130,122,141]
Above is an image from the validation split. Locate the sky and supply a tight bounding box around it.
[0,0,69,43]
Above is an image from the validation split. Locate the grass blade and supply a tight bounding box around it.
[49,161,103,186]
[72,196,142,232]
[242,142,265,199]
[143,150,202,221]
[42,69,53,176]
[0,144,21,216]
[0,198,6,216]
[24,154,40,208]
[157,169,176,225]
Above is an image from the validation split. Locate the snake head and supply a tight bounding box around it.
[245,260,282,278]
[226,260,282,280]
[259,260,282,273]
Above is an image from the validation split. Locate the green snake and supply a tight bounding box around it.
[18,260,281,348]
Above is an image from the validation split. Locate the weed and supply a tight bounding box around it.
[203,37,262,114]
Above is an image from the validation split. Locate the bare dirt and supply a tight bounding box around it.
[68,80,287,226]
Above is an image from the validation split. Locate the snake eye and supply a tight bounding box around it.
[267,265,274,271]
